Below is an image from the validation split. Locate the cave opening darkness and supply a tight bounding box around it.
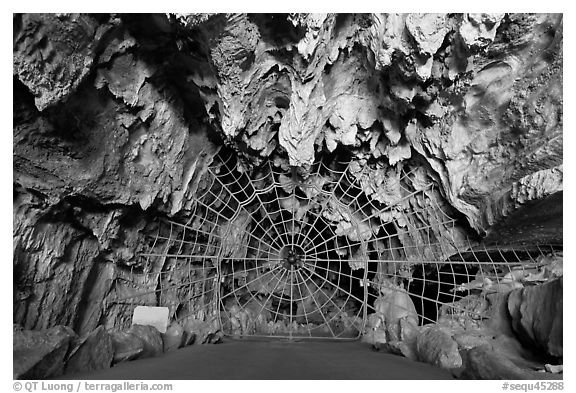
[124,147,561,341]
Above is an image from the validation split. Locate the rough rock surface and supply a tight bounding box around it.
[14,13,221,335]
[162,323,185,352]
[461,344,562,380]
[13,14,111,111]
[385,339,419,361]
[507,277,563,359]
[374,287,419,342]
[364,282,420,350]
[182,317,223,345]
[65,325,114,375]
[416,326,462,369]
[110,331,146,364]
[383,318,420,361]
[127,324,163,358]
[13,325,77,379]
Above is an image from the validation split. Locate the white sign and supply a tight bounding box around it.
[131,306,169,333]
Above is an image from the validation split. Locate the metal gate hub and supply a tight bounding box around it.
[280,246,304,270]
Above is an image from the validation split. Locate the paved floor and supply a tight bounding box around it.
[64,338,453,380]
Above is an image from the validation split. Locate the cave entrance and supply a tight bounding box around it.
[129,151,562,341]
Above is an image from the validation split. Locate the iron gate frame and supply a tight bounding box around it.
[119,151,562,341]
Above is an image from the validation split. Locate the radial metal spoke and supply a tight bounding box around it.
[253,268,289,326]
[295,269,339,338]
[219,265,283,301]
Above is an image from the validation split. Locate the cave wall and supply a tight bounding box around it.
[13,13,562,334]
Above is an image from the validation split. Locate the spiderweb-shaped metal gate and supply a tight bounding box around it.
[116,151,561,340]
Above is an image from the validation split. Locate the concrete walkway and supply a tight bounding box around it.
[64,338,453,380]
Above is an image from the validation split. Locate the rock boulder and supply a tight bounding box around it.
[182,317,223,345]
[13,325,77,379]
[416,326,462,369]
[65,326,113,375]
[461,344,562,380]
[110,331,146,364]
[127,324,163,358]
[507,277,563,359]
[163,323,185,352]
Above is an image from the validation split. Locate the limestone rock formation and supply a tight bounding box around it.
[127,324,164,358]
[162,323,185,352]
[13,325,77,379]
[65,326,114,375]
[507,277,563,359]
[415,326,462,369]
[13,14,109,111]
[182,317,223,345]
[110,331,146,364]
[461,344,562,380]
